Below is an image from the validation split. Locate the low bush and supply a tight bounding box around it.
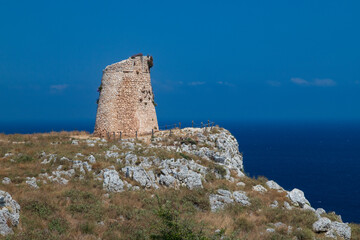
[48,217,69,234]
[150,204,208,240]
[16,154,34,163]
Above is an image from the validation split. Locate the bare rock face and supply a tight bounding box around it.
[0,191,20,236]
[288,188,310,207]
[94,55,158,137]
[209,189,250,212]
[102,168,124,192]
[313,217,332,232]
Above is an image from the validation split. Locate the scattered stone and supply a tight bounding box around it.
[75,153,84,158]
[236,182,245,187]
[274,222,286,228]
[270,200,279,208]
[110,145,119,151]
[3,153,13,158]
[25,177,39,189]
[209,189,250,212]
[283,201,292,210]
[312,217,331,232]
[2,178,11,185]
[252,184,267,193]
[121,141,135,150]
[209,193,234,212]
[87,155,96,163]
[105,151,119,159]
[266,228,275,233]
[71,140,79,145]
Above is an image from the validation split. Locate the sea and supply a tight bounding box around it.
[1,120,359,223]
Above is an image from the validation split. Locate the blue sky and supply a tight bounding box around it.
[0,0,359,123]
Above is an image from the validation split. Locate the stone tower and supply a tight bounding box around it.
[94,55,158,137]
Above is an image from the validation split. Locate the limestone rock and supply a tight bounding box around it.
[274,222,286,228]
[270,200,279,208]
[252,184,267,193]
[236,182,245,187]
[159,175,176,187]
[87,155,96,163]
[315,208,326,215]
[25,177,39,189]
[105,151,119,159]
[209,189,250,212]
[233,191,250,206]
[1,178,11,185]
[288,188,310,207]
[312,217,331,232]
[266,180,283,190]
[0,191,20,236]
[103,168,124,192]
[209,193,234,212]
[325,222,351,240]
[283,201,292,210]
[303,204,315,212]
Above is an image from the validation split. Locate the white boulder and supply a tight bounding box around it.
[312,217,331,232]
[288,188,310,207]
[0,191,20,236]
[103,168,124,192]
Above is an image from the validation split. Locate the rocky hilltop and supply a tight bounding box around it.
[0,127,358,239]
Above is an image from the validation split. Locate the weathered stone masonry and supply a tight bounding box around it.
[94,55,158,137]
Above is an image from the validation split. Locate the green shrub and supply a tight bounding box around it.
[64,189,103,221]
[181,189,210,211]
[23,200,53,219]
[79,221,95,234]
[16,154,34,163]
[179,152,191,160]
[49,218,69,234]
[150,204,208,240]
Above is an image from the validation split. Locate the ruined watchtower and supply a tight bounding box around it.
[94,55,158,137]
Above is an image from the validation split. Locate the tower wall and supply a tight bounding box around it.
[94,56,158,137]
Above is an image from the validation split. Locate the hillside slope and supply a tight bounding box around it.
[0,127,359,239]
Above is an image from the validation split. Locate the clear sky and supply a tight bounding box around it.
[1,0,359,123]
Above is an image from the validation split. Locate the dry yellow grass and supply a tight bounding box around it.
[0,131,358,240]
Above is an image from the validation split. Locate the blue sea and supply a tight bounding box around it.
[1,120,359,223]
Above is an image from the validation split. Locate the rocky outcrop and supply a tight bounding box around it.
[0,191,20,236]
[313,217,332,232]
[209,189,250,212]
[102,168,124,192]
[253,184,267,193]
[287,188,310,207]
[325,221,351,240]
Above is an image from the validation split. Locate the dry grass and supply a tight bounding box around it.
[0,131,358,240]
